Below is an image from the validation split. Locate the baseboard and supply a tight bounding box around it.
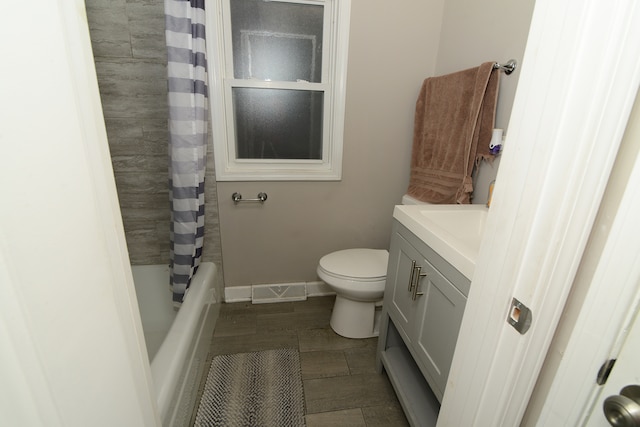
[224,281,334,303]
[306,281,335,297]
[224,285,252,303]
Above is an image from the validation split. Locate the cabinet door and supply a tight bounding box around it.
[413,261,467,401]
[385,231,423,345]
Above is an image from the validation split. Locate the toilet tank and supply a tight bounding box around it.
[401,194,432,205]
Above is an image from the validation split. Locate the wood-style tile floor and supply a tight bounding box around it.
[203,296,409,426]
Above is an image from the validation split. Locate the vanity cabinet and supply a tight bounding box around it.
[377,220,471,424]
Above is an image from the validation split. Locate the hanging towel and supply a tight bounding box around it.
[407,62,499,204]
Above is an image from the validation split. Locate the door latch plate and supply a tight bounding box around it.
[507,297,532,334]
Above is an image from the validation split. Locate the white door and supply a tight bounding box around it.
[437,0,640,424]
[582,90,640,427]
[527,86,640,426]
[584,303,640,426]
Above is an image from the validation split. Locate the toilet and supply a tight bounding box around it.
[317,248,388,338]
[317,194,427,339]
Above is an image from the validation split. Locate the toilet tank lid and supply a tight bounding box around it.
[319,249,389,279]
[402,194,431,205]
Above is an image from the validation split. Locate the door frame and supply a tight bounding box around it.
[535,90,640,424]
[437,0,640,425]
[1,0,159,425]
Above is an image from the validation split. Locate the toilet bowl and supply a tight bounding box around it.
[317,194,429,339]
[317,248,389,339]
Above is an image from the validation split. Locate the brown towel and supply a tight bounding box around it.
[407,62,499,204]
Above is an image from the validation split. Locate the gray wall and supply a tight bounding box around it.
[85,0,223,272]
[435,0,537,205]
[84,0,535,290]
[217,0,445,288]
[219,0,536,289]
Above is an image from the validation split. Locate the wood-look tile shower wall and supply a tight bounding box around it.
[85,0,223,271]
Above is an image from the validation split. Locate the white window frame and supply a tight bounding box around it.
[206,0,351,181]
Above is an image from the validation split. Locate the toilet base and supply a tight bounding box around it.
[330,295,381,339]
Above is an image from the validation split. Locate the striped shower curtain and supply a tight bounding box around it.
[165,0,208,303]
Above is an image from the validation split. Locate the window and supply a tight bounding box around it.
[207,0,351,180]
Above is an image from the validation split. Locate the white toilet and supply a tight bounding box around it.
[317,248,389,338]
[318,194,427,339]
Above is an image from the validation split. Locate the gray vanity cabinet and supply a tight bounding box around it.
[377,220,470,424]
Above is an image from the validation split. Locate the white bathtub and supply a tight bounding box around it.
[132,262,219,427]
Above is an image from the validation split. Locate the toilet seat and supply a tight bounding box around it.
[318,249,388,281]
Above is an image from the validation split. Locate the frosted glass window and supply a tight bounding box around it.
[230,0,323,82]
[233,88,323,159]
[207,0,351,180]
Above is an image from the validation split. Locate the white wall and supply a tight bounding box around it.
[0,2,158,425]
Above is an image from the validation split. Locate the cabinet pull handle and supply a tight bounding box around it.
[408,260,417,291]
[412,266,427,300]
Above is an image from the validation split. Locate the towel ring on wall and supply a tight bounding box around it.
[493,59,518,75]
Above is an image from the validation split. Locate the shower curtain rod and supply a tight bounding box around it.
[493,59,518,75]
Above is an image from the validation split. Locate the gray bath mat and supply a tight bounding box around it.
[194,348,306,426]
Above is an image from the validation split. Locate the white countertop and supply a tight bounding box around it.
[393,204,488,279]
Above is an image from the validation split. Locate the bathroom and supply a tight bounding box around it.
[3,0,640,426]
[85,0,532,421]
[85,0,533,301]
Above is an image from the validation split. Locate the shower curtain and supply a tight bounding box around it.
[165,0,208,303]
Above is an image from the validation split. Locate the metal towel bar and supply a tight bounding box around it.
[232,192,268,204]
[493,59,518,75]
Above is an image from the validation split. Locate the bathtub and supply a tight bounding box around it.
[132,262,219,427]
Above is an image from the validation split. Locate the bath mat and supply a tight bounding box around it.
[194,348,306,426]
